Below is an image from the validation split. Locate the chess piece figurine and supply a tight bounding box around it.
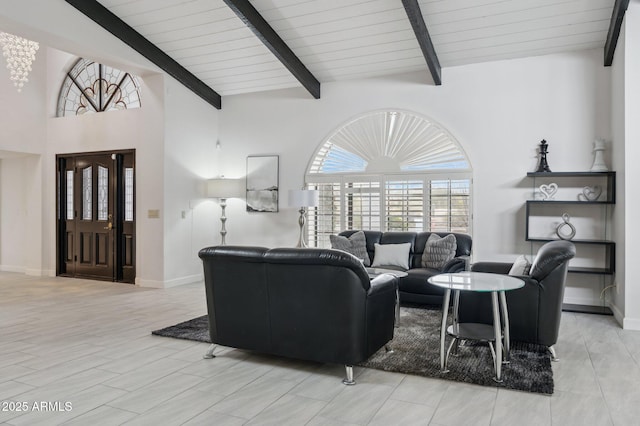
[590,139,608,172]
[535,139,552,173]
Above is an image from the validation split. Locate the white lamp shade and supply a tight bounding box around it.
[288,189,319,207]
[207,178,244,199]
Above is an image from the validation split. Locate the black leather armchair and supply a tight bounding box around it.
[198,245,398,384]
[457,240,576,360]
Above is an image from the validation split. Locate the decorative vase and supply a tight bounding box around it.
[535,139,552,173]
[590,139,608,172]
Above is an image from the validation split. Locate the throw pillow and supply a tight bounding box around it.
[371,242,411,270]
[421,234,457,269]
[329,231,370,266]
[509,255,531,276]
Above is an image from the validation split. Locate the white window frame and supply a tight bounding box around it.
[306,171,472,248]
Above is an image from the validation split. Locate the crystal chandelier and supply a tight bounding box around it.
[0,31,39,92]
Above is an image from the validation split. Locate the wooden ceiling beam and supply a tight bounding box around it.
[402,0,441,85]
[604,0,630,66]
[223,0,320,99]
[64,0,222,109]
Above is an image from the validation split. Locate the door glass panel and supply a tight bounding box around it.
[66,170,74,220]
[82,166,92,220]
[98,166,108,221]
[125,167,134,222]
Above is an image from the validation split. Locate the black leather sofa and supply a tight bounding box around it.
[198,245,398,384]
[458,240,576,359]
[339,230,473,305]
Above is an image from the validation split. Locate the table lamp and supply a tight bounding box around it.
[288,189,319,247]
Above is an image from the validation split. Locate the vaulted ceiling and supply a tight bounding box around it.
[53,0,632,109]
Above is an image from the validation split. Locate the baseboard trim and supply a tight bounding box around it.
[609,302,625,328]
[0,265,25,273]
[563,296,602,306]
[136,273,202,289]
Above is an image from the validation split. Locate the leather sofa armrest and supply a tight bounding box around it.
[470,261,512,274]
[368,274,398,297]
[441,256,469,273]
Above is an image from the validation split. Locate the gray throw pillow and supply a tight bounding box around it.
[330,231,370,266]
[421,234,457,269]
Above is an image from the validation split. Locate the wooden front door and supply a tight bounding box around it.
[57,150,135,283]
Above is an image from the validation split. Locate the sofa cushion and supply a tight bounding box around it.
[399,268,446,296]
[371,242,411,270]
[330,231,370,266]
[508,255,531,276]
[421,234,457,269]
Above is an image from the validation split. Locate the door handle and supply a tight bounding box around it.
[104,222,113,230]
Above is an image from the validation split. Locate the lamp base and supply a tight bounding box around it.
[219,198,227,245]
[296,207,307,248]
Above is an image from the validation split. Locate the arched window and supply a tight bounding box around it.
[305,110,472,247]
[56,58,141,117]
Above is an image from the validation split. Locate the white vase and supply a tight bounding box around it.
[590,139,608,172]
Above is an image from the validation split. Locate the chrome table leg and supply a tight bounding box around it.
[499,291,511,364]
[491,292,503,382]
[440,289,451,373]
[395,287,400,327]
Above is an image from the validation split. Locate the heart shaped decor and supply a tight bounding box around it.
[582,185,602,201]
[539,183,558,200]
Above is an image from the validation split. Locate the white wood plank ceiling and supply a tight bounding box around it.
[96,0,614,97]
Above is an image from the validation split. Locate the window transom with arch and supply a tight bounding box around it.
[56,58,141,117]
[305,110,473,247]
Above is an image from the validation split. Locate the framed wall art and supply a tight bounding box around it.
[246,155,279,212]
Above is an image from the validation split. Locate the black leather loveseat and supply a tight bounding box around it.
[198,245,398,384]
[339,230,472,305]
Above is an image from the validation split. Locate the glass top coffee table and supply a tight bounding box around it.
[428,272,524,382]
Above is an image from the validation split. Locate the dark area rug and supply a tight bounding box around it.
[361,306,553,394]
[152,306,553,394]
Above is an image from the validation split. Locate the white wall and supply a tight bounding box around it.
[611,18,627,322]
[0,36,46,275]
[162,77,220,287]
[621,1,640,328]
[0,155,41,273]
[220,48,612,305]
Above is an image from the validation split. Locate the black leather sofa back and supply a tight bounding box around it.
[339,230,472,305]
[198,245,397,366]
[339,230,472,268]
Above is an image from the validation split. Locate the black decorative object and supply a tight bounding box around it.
[535,139,552,172]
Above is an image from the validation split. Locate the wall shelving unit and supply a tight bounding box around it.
[526,171,615,315]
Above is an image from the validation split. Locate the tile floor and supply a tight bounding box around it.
[0,272,638,425]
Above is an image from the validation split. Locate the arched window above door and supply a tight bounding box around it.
[56,58,141,117]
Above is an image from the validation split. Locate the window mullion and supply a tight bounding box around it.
[340,177,346,232]
[423,177,429,231]
[381,176,387,231]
